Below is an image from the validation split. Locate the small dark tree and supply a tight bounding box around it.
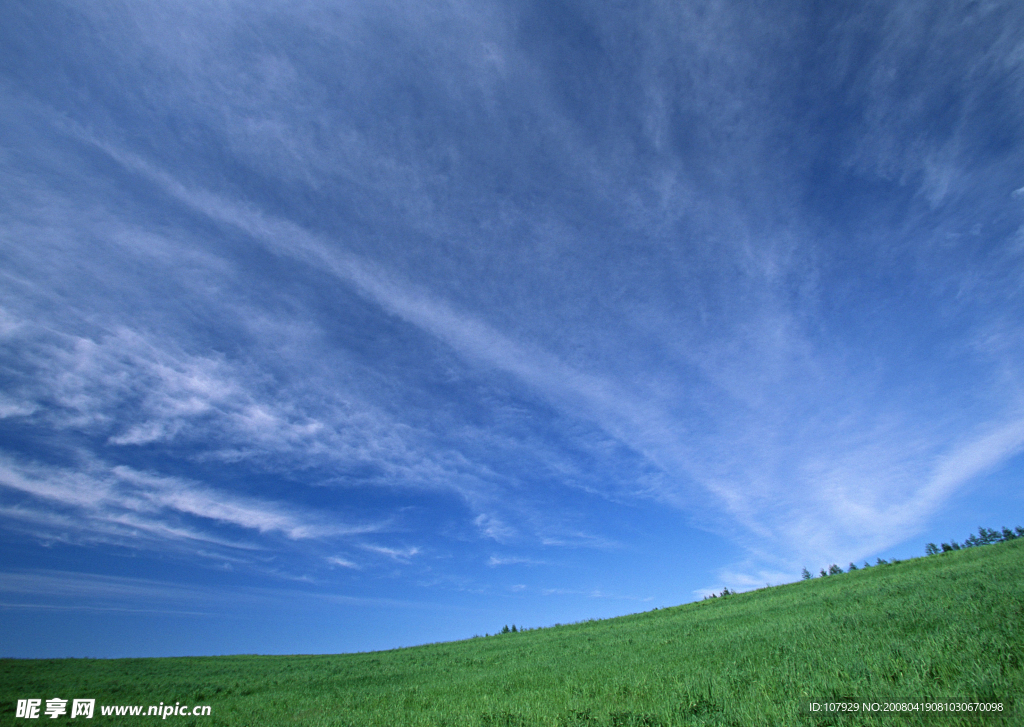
[941,543,953,552]
[501,624,510,634]
[801,567,811,580]
[511,624,517,632]
[876,558,888,565]
[925,543,940,556]
[863,561,871,568]
[1016,526,1024,538]
[979,527,999,545]
[828,564,842,575]
[1002,527,1017,541]
[819,568,827,578]
[848,562,858,571]
[950,541,961,550]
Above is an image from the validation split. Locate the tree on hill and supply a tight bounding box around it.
[925,525,1023,555]
[959,525,1023,548]
[801,567,811,580]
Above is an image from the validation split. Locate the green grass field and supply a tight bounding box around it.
[3,539,1022,726]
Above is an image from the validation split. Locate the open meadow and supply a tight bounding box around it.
[3,539,1022,727]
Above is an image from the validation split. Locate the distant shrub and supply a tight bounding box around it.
[848,562,858,571]
[801,568,811,580]
[828,564,842,575]
[925,543,940,556]
[819,569,827,578]
[876,558,887,566]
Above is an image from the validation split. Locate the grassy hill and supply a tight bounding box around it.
[3,539,1022,726]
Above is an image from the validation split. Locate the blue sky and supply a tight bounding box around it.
[2,0,1024,658]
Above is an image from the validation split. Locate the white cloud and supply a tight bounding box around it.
[0,570,218,614]
[358,544,421,562]
[0,454,377,551]
[0,304,483,494]
[907,416,1024,518]
[474,514,515,542]
[326,556,359,569]
[487,555,543,567]
[0,396,37,419]
[0,568,432,613]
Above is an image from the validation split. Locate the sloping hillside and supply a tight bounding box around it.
[3,539,1022,726]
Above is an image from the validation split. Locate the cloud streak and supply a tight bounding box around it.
[20,100,1024,581]
[0,453,378,554]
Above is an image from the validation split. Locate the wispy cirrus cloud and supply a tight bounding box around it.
[0,568,438,616]
[0,305,487,490]
[326,556,359,569]
[358,544,421,563]
[0,453,378,552]
[41,134,1024,577]
[487,555,543,567]
[24,131,1024,573]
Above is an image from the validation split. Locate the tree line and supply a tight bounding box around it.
[801,524,1024,580]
